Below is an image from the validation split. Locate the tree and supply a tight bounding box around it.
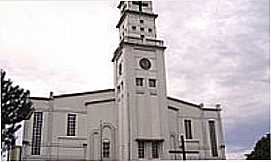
[1,69,34,152]
[245,133,270,160]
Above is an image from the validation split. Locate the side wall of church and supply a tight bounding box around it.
[48,95,88,160]
[49,91,115,160]
[167,98,225,160]
[85,97,117,161]
[22,90,116,161]
[22,99,51,160]
[202,109,225,159]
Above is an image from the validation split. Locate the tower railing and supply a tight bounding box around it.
[122,35,164,47]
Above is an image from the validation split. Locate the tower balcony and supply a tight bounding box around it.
[112,35,166,62]
[122,35,165,47]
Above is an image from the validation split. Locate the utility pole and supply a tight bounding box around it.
[169,135,199,160]
[180,135,186,160]
[100,120,103,161]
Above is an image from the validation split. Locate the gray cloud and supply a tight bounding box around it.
[157,0,270,159]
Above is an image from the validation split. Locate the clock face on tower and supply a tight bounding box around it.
[139,58,151,70]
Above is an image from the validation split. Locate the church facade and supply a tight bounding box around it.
[21,1,226,160]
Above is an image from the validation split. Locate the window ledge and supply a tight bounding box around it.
[138,158,147,161]
[185,139,200,143]
[57,136,87,140]
[136,89,145,94]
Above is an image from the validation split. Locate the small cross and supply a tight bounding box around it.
[132,1,148,12]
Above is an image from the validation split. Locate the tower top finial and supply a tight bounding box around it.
[118,1,153,14]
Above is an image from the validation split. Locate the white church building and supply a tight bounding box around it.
[22,1,226,160]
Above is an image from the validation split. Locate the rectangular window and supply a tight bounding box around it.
[136,78,144,86]
[209,120,218,157]
[140,19,144,24]
[67,114,76,136]
[103,140,110,158]
[121,81,124,89]
[184,119,192,139]
[138,141,144,159]
[117,85,120,93]
[132,26,136,30]
[148,28,153,33]
[31,112,43,155]
[149,79,156,87]
[140,27,144,32]
[152,141,159,159]
[118,63,122,75]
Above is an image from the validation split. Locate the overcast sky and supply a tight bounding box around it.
[0,0,269,159]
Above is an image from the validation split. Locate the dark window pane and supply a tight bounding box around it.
[119,63,122,75]
[149,79,156,87]
[209,120,218,157]
[103,141,110,158]
[184,120,192,139]
[138,141,144,159]
[136,78,144,86]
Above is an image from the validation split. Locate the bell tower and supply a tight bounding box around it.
[112,1,170,160]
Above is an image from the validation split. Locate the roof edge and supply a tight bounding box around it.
[54,89,114,98]
[30,97,50,101]
[167,96,200,108]
[85,98,115,106]
[202,108,222,111]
